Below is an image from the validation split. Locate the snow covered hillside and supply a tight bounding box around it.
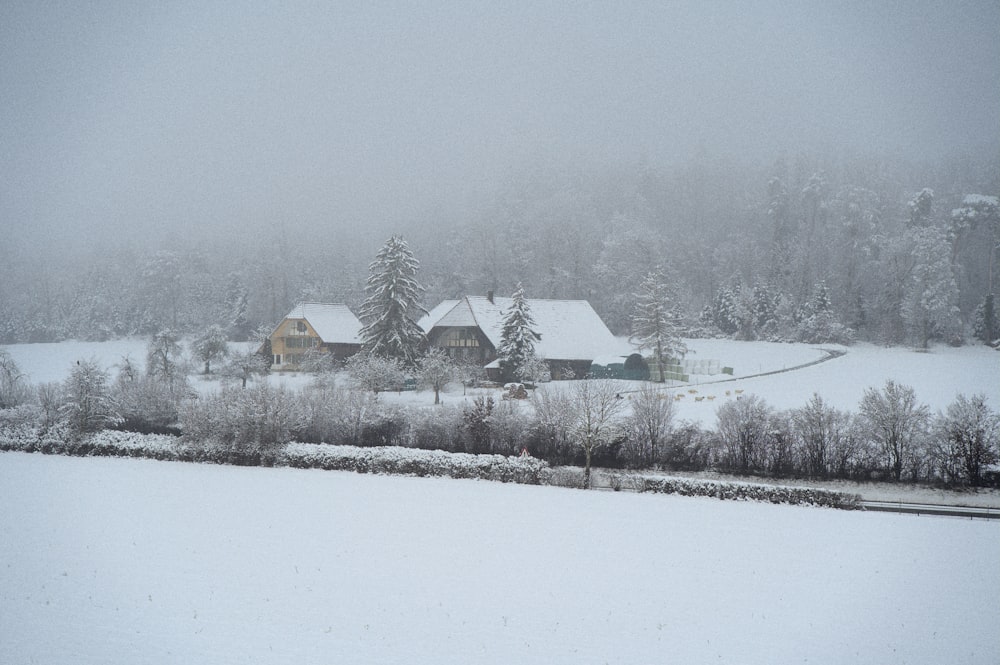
[1,452,997,665]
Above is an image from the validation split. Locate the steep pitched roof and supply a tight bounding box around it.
[427,296,620,361]
[418,299,460,332]
[281,302,362,345]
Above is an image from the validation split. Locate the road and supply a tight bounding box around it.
[861,501,1000,520]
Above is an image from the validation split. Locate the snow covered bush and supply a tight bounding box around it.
[659,422,716,471]
[281,443,549,485]
[180,384,294,465]
[715,394,776,474]
[636,474,862,509]
[406,405,465,453]
[111,370,188,435]
[528,388,576,463]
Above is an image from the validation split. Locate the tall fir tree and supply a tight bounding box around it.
[358,235,427,365]
[902,227,961,348]
[631,268,687,382]
[496,284,540,382]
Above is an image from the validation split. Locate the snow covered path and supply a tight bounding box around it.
[2,452,998,664]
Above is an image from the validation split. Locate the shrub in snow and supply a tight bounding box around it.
[462,395,494,454]
[111,371,187,435]
[281,443,549,485]
[406,405,465,453]
[527,388,577,464]
[715,395,775,474]
[0,423,189,461]
[659,422,716,472]
[0,404,40,429]
[635,474,862,509]
[180,384,294,465]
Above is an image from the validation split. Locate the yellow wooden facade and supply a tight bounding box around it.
[268,317,322,369]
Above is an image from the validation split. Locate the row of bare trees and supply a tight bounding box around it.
[2,344,997,486]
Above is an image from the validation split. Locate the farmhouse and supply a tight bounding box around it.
[266,302,362,370]
[421,293,620,379]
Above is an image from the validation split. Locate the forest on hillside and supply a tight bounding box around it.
[2,150,997,347]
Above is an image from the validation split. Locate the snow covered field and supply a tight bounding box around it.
[1,452,997,665]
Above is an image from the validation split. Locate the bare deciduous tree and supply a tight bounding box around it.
[570,380,626,488]
[858,380,929,482]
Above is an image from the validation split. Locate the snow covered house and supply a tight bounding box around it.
[421,293,619,379]
[265,302,362,370]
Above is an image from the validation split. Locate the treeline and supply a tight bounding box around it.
[2,349,997,487]
[1,151,997,347]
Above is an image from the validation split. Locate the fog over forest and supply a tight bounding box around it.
[1,1,998,344]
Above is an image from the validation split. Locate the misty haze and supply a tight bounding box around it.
[1,2,999,664]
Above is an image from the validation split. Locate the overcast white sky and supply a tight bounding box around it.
[2,1,997,254]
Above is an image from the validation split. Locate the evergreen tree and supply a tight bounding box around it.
[225,273,251,341]
[907,188,934,228]
[496,284,540,382]
[631,268,687,382]
[981,294,996,343]
[712,284,740,335]
[358,235,428,365]
[902,227,961,348]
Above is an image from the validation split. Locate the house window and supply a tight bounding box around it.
[288,320,308,335]
[284,336,318,349]
[440,328,479,348]
[273,354,282,365]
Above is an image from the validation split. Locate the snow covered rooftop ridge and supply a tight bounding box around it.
[282,302,362,344]
[426,295,622,360]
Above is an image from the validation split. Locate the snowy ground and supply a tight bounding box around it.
[1,452,997,665]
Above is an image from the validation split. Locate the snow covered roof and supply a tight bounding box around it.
[280,302,362,345]
[418,299,460,332]
[426,296,620,361]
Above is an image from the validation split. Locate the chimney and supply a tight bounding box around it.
[487,290,494,304]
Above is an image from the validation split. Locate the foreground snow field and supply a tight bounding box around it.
[1,453,997,665]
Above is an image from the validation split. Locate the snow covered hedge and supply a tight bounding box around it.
[282,442,549,485]
[0,424,193,461]
[0,424,859,508]
[632,473,862,509]
[0,423,549,484]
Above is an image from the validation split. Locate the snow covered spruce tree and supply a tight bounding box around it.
[630,268,687,382]
[902,226,961,348]
[496,283,541,383]
[358,235,427,365]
